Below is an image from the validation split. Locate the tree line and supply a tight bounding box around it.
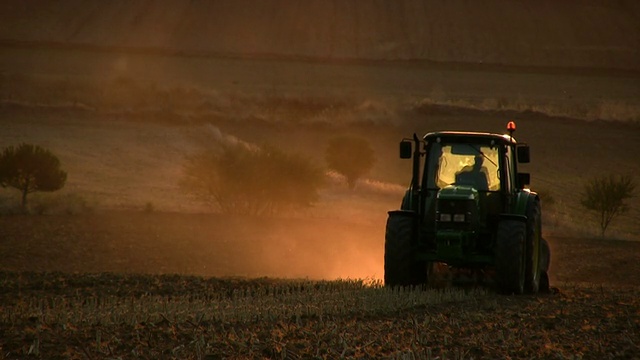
[0,140,634,238]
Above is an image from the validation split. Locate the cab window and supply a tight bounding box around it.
[425,142,501,191]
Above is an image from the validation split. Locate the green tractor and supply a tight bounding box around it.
[384,122,550,294]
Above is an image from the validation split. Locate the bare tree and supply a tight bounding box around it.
[580,174,635,238]
[0,143,67,207]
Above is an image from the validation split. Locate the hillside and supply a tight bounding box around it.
[0,0,639,71]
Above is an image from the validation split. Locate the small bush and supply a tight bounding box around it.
[325,135,376,189]
[580,174,635,238]
[0,143,67,207]
[182,143,324,215]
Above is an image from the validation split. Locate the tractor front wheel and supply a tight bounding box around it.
[495,219,526,294]
[384,211,427,288]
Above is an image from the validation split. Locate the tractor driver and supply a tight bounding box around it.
[455,154,490,190]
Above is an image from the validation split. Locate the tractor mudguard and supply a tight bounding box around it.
[513,189,538,216]
[400,189,413,211]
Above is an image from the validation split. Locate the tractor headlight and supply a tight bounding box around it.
[453,214,466,222]
[439,213,452,222]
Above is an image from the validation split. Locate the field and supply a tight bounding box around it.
[1,217,639,358]
[1,212,639,359]
[2,1,639,70]
[1,44,640,358]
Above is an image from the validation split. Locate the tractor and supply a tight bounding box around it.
[384,122,550,294]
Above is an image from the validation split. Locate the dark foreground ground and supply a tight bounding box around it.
[0,212,639,359]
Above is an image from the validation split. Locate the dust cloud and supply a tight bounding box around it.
[98,123,396,281]
[250,216,386,280]
[170,126,391,280]
[109,210,390,281]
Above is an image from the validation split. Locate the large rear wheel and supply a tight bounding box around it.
[539,237,551,293]
[495,219,526,294]
[525,198,542,293]
[384,211,427,288]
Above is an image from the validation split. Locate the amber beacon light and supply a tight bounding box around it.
[507,121,516,139]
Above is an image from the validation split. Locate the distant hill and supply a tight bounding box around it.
[0,0,638,71]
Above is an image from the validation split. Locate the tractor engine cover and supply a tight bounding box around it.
[432,185,482,263]
[435,185,479,230]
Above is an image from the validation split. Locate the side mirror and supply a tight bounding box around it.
[517,145,530,163]
[400,140,412,159]
[517,173,530,189]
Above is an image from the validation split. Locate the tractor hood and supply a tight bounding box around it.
[437,185,479,202]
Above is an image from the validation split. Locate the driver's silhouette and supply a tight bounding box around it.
[455,155,490,190]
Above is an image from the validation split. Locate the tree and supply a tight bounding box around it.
[0,143,67,207]
[181,143,324,215]
[580,174,635,238]
[325,135,375,189]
